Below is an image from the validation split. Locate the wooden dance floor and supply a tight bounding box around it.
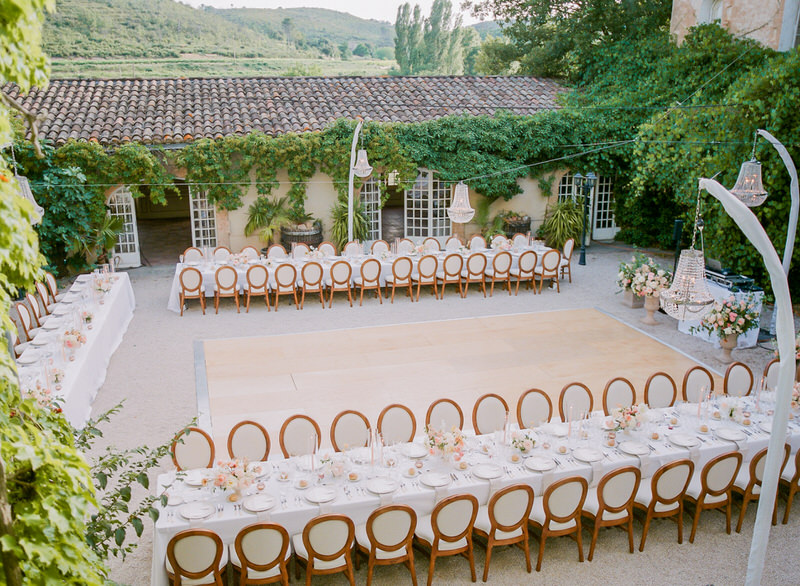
[200,309,719,448]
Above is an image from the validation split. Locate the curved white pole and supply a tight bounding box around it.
[347,119,364,243]
[700,178,795,586]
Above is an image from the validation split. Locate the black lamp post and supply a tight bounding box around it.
[574,172,596,266]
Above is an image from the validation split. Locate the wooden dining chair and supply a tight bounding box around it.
[414,494,479,586]
[34,281,53,315]
[534,249,561,293]
[213,245,232,262]
[232,522,291,586]
[528,476,588,572]
[267,244,287,259]
[292,242,311,259]
[272,263,298,311]
[469,234,486,250]
[179,266,206,316]
[413,254,439,301]
[15,302,40,341]
[733,444,790,531]
[355,258,382,306]
[343,240,362,256]
[300,261,325,309]
[682,365,714,402]
[485,251,512,296]
[170,426,215,470]
[44,271,66,304]
[634,459,694,551]
[425,398,464,431]
[377,404,416,444]
[473,483,534,581]
[183,246,204,263]
[214,265,240,314]
[326,260,353,308]
[355,505,417,586]
[397,238,414,254]
[602,377,636,415]
[723,361,753,397]
[279,414,322,457]
[13,333,30,359]
[516,388,552,428]
[511,233,529,248]
[423,237,441,252]
[558,382,593,422]
[560,238,575,283]
[511,250,537,295]
[318,241,337,257]
[685,451,742,543]
[166,529,227,586]
[780,448,800,524]
[385,256,414,303]
[582,466,641,561]
[763,357,780,391]
[461,252,487,298]
[25,292,49,328]
[245,264,270,312]
[371,239,390,255]
[644,371,677,408]
[490,234,508,248]
[293,514,356,586]
[227,420,270,462]
[471,393,509,435]
[436,253,463,298]
[240,245,259,260]
[330,409,371,452]
[444,235,462,251]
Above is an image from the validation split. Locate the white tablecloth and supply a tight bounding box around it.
[150,399,798,586]
[16,272,135,428]
[166,246,550,313]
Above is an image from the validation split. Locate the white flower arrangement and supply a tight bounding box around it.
[208,458,257,494]
[510,430,536,453]
[425,425,466,461]
[610,404,648,431]
[630,263,671,297]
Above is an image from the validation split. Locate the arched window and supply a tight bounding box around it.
[699,0,723,23]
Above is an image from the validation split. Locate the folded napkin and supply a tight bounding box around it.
[380,493,393,506]
[540,469,554,489]
[733,439,749,460]
[434,487,449,503]
[489,478,504,497]
[589,461,603,488]
[637,454,653,478]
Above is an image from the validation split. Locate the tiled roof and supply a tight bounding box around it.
[3,76,565,147]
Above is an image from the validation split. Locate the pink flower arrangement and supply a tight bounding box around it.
[791,383,800,410]
[610,404,648,431]
[424,426,466,461]
[695,295,759,339]
[63,329,86,348]
[511,430,536,453]
[630,262,671,297]
[208,458,257,493]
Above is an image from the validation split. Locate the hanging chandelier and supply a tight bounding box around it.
[730,133,767,207]
[447,181,475,223]
[353,149,373,178]
[3,143,44,224]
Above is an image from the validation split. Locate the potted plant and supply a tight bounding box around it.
[629,261,672,326]
[67,214,123,268]
[693,295,760,363]
[498,210,531,237]
[616,252,652,308]
[280,207,324,250]
[540,200,582,249]
[330,198,369,250]
[245,196,291,253]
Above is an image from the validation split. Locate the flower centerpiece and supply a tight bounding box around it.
[510,430,536,454]
[693,295,760,363]
[49,368,65,390]
[228,252,248,266]
[610,404,648,432]
[63,329,86,360]
[81,311,94,329]
[616,252,653,307]
[791,383,800,410]
[491,239,512,251]
[629,260,671,326]
[308,246,324,259]
[208,458,258,501]
[318,452,346,478]
[718,397,749,424]
[94,279,112,294]
[424,425,466,462]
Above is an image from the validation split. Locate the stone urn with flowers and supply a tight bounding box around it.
[629,260,672,325]
[693,295,760,363]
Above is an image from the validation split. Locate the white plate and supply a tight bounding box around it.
[183,470,209,487]
[525,456,556,472]
[472,463,503,480]
[759,421,773,434]
[179,501,214,520]
[294,479,311,490]
[42,319,64,331]
[248,462,270,479]
[572,448,604,463]
[401,443,428,459]
[305,486,337,504]
[716,428,746,442]
[419,472,451,488]
[166,494,184,507]
[669,433,700,448]
[52,306,71,316]
[31,337,54,347]
[618,441,650,456]
[16,352,40,365]
[243,494,275,512]
[367,478,398,495]
[542,423,569,438]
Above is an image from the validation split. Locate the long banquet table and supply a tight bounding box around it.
[16,272,135,428]
[166,244,551,313]
[150,396,799,586]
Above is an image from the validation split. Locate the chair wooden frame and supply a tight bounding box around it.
[213,245,232,262]
[534,249,561,293]
[437,253,463,298]
[15,302,38,341]
[343,240,362,256]
[560,238,575,283]
[780,449,800,524]
[273,263,299,311]
[511,250,537,295]
[292,243,311,259]
[516,388,553,428]
[643,371,677,408]
[44,271,64,305]
[413,254,439,301]
[528,476,588,572]
[602,377,636,415]
[245,264,270,312]
[300,261,326,309]
[444,235,462,251]
[682,365,715,402]
[376,404,417,444]
[422,237,441,252]
[425,398,464,431]
[330,409,371,452]
[686,451,743,543]
[583,466,641,561]
[179,266,206,316]
[414,494,479,586]
[183,246,204,263]
[357,258,383,306]
[227,420,271,462]
[240,245,260,260]
[634,459,694,551]
[214,265,240,314]
[723,361,754,397]
[386,257,414,303]
[279,415,322,458]
[370,239,390,255]
[474,484,534,581]
[25,291,47,327]
[397,238,415,254]
[327,260,353,308]
[34,281,53,315]
[471,393,510,435]
[355,504,417,586]
[733,444,790,532]
[170,426,215,471]
[763,357,780,390]
[318,241,337,257]
[167,529,226,586]
[485,251,512,296]
[233,522,290,586]
[558,382,593,422]
[461,253,487,298]
[469,235,486,250]
[267,244,288,259]
[294,514,356,586]
[511,233,529,247]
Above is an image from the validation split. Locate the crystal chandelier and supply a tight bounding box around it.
[447,181,475,223]
[3,143,44,224]
[730,133,767,207]
[353,149,373,178]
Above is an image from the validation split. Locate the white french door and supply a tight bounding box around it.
[404,169,452,239]
[107,186,141,268]
[592,176,619,240]
[189,186,218,249]
[360,177,382,241]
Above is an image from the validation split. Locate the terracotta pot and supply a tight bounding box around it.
[719,333,739,364]
[623,289,644,308]
[641,295,660,326]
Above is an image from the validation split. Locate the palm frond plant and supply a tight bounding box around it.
[541,200,583,249]
[245,196,292,244]
[68,214,124,266]
[330,198,368,250]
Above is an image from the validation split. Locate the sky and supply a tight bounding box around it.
[181,0,482,25]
